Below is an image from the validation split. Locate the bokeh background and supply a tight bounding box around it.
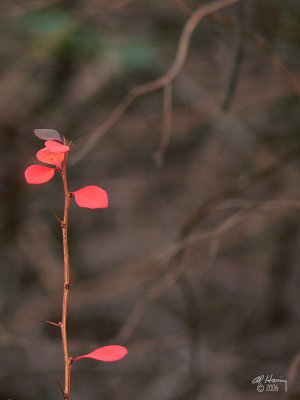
[1,0,300,399]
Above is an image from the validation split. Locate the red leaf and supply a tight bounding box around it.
[73,186,108,209]
[36,148,64,168]
[72,345,128,362]
[45,140,70,154]
[25,165,55,184]
[34,129,62,142]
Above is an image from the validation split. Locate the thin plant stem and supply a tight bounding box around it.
[60,148,71,399]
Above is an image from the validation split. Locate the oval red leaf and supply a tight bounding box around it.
[73,186,108,209]
[25,165,55,184]
[45,140,70,154]
[73,345,128,362]
[36,148,64,168]
[34,129,62,142]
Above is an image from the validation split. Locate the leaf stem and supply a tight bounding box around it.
[61,151,71,399]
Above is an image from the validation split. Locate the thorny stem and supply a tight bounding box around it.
[60,149,71,399]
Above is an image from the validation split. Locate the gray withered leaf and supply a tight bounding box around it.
[34,129,62,142]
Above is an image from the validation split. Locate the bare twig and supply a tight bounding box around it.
[56,377,65,399]
[71,0,241,164]
[245,30,300,97]
[70,0,300,165]
[176,275,201,382]
[209,12,300,97]
[154,84,173,168]
[172,2,300,100]
[52,210,62,225]
[177,1,300,98]
[285,350,300,399]
[170,0,192,15]
[221,1,245,111]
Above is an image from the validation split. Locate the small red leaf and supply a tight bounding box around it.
[73,345,128,362]
[45,140,70,154]
[36,148,64,168]
[34,129,62,142]
[25,165,55,184]
[73,186,108,209]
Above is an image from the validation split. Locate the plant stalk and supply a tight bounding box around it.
[61,151,71,399]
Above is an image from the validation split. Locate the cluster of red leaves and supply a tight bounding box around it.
[24,130,108,209]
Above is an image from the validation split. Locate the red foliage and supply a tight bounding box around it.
[36,148,64,168]
[45,140,70,154]
[73,186,108,209]
[72,345,128,362]
[25,165,55,184]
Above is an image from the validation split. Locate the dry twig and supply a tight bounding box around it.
[175,1,300,98]
[71,0,241,164]
[284,350,300,399]
[154,84,173,168]
[221,1,245,111]
[70,0,300,164]
[210,12,300,98]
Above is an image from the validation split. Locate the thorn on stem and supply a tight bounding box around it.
[52,210,62,224]
[56,378,65,398]
[46,320,61,327]
[69,273,75,285]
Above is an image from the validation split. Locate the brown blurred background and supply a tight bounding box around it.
[1,0,300,399]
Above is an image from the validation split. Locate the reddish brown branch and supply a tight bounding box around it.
[60,150,71,399]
